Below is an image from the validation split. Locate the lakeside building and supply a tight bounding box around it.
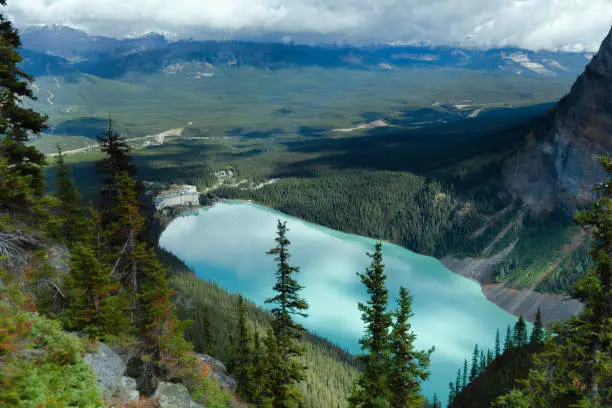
[154,185,199,210]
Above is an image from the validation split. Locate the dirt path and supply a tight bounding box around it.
[47,127,184,157]
[46,90,55,105]
[46,63,61,89]
[332,120,389,133]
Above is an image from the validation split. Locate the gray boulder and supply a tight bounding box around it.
[113,376,140,403]
[197,353,237,393]
[84,342,127,397]
[153,382,203,408]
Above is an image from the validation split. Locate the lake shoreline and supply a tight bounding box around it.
[441,254,583,325]
[225,199,584,325]
[160,199,583,326]
[159,200,525,402]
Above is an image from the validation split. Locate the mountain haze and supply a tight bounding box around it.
[20,25,591,79]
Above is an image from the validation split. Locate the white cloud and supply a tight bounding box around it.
[8,0,611,51]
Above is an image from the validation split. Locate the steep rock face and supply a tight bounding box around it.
[506,26,612,213]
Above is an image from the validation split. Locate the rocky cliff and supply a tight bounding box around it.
[506,26,612,214]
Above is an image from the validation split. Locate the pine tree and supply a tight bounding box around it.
[231,295,254,401]
[461,359,468,389]
[529,307,545,345]
[432,393,440,408]
[265,220,309,408]
[62,243,127,337]
[348,242,393,408]
[469,344,479,381]
[503,325,513,353]
[96,117,135,183]
[252,330,273,406]
[0,1,47,204]
[109,171,145,321]
[53,146,86,243]
[513,316,528,348]
[263,326,281,407]
[447,382,454,407]
[454,369,461,396]
[136,245,180,355]
[494,329,501,358]
[486,349,493,366]
[479,349,486,374]
[96,118,137,227]
[388,287,432,408]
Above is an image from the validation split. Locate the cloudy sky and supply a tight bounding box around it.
[7,0,612,51]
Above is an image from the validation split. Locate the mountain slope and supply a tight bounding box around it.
[506,26,612,214]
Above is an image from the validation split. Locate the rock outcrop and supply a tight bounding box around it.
[84,342,127,398]
[115,376,140,404]
[82,341,239,407]
[153,382,203,408]
[197,353,237,393]
[506,26,612,214]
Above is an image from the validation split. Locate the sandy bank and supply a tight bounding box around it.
[442,251,584,325]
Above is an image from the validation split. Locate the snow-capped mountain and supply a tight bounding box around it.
[19,25,589,79]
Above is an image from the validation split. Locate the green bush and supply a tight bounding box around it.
[0,284,103,408]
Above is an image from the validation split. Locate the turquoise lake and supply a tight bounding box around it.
[159,201,523,401]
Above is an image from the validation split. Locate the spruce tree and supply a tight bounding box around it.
[109,171,145,315]
[529,307,544,345]
[53,146,86,242]
[494,329,501,358]
[231,295,254,401]
[486,349,493,366]
[265,220,309,408]
[0,0,47,204]
[253,330,273,406]
[96,118,137,225]
[388,287,432,408]
[462,359,468,389]
[503,325,513,352]
[96,117,136,182]
[62,243,127,337]
[431,393,439,408]
[513,316,528,348]
[348,242,393,408]
[263,326,281,408]
[454,369,461,398]
[469,344,479,381]
[479,349,486,374]
[136,245,182,360]
[447,382,454,407]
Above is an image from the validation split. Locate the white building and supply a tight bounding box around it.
[154,185,199,210]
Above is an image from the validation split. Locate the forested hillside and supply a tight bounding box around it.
[0,7,363,405]
[2,0,610,406]
[215,171,592,294]
[216,171,489,257]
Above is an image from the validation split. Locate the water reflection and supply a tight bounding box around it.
[160,201,521,401]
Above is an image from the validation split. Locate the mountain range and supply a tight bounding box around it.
[20,25,592,79]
